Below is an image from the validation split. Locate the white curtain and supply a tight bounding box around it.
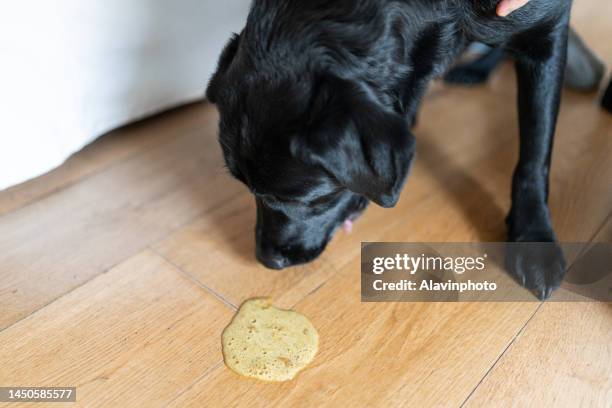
[0,0,250,190]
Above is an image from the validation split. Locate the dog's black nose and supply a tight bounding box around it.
[256,247,289,270]
[258,254,289,270]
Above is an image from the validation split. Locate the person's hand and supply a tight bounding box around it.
[497,0,531,17]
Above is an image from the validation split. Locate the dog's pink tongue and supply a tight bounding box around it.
[343,219,354,234]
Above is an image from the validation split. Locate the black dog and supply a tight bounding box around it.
[206,0,572,299]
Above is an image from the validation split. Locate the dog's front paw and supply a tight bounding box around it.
[505,240,566,300]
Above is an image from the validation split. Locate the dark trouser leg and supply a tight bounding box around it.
[444,46,505,85]
[565,27,605,92]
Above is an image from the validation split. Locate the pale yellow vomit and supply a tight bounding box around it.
[222,298,319,382]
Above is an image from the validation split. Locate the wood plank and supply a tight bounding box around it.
[0,106,242,330]
[548,96,612,242]
[463,300,612,408]
[0,103,209,216]
[463,215,612,407]
[0,250,233,408]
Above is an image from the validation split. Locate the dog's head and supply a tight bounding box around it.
[207,33,416,269]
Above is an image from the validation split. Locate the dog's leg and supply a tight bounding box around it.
[505,20,570,300]
[444,46,505,85]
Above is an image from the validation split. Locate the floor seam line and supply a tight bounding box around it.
[0,255,133,334]
[585,211,612,243]
[151,248,238,311]
[458,302,544,408]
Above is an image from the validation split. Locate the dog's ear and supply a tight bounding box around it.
[292,76,415,208]
[206,33,241,103]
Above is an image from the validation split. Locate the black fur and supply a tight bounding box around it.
[207,0,572,299]
[603,79,612,113]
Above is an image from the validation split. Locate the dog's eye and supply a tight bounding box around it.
[260,193,300,207]
[309,194,333,206]
[281,194,306,205]
[308,190,342,207]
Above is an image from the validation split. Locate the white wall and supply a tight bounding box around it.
[0,0,251,190]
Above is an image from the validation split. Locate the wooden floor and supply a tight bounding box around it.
[1,3,611,407]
